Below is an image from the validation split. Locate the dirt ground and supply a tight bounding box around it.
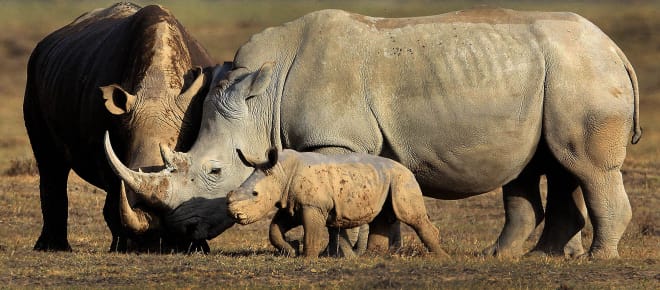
[0,1,658,288]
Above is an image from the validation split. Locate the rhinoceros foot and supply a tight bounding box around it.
[34,234,72,252]
[481,242,524,258]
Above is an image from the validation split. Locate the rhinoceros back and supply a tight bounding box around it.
[230,8,633,198]
[239,9,548,195]
[24,4,142,185]
[23,3,215,187]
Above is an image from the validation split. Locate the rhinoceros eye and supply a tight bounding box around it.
[209,167,222,175]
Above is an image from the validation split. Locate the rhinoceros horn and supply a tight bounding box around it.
[119,180,159,233]
[160,143,176,170]
[104,132,170,208]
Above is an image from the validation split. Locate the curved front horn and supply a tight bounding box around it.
[103,131,170,207]
[119,181,159,233]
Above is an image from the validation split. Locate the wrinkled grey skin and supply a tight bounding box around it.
[227,149,449,258]
[24,3,217,252]
[108,8,641,258]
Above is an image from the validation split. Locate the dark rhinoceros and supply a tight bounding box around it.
[106,8,641,259]
[24,2,222,252]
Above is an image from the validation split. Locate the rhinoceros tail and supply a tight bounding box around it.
[615,46,642,144]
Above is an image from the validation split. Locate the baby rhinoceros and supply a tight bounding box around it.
[227,148,449,258]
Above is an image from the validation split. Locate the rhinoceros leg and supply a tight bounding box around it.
[103,181,129,252]
[366,211,392,254]
[532,168,587,257]
[554,166,630,259]
[389,173,449,258]
[545,146,631,259]
[541,35,635,259]
[34,163,72,251]
[269,210,300,256]
[25,107,72,251]
[543,101,632,258]
[483,169,544,257]
[301,206,329,258]
[311,146,365,257]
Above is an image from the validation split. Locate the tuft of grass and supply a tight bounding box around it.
[3,156,38,176]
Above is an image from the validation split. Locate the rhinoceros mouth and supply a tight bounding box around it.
[227,203,253,225]
[233,211,251,224]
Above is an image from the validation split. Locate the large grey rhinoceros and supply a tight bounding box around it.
[105,8,641,258]
[24,2,220,252]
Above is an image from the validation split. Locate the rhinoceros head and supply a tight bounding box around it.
[96,14,218,251]
[101,66,207,246]
[105,62,278,242]
[227,148,281,225]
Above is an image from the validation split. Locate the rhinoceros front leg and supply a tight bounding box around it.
[532,169,586,258]
[483,170,543,257]
[269,210,300,256]
[102,180,129,252]
[301,206,329,258]
[33,163,72,251]
[25,107,73,251]
[311,146,365,257]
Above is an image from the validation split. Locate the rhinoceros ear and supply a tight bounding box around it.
[100,84,136,115]
[236,148,257,168]
[176,66,206,109]
[248,62,274,97]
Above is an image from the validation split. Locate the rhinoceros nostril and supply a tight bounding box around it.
[252,191,259,197]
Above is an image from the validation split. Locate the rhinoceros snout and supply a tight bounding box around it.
[226,189,254,204]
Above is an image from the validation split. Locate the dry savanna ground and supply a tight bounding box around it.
[0,0,658,288]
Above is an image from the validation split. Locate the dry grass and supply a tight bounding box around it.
[0,0,658,288]
[3,156,38,176]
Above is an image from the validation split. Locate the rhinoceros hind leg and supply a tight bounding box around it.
[395,209,448,258]
[545,112,632,259]
[389,173,449,258]
[366,214,391,254]
[577,171,630,259]
[484,169,543,257]
[532,168,586,257]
